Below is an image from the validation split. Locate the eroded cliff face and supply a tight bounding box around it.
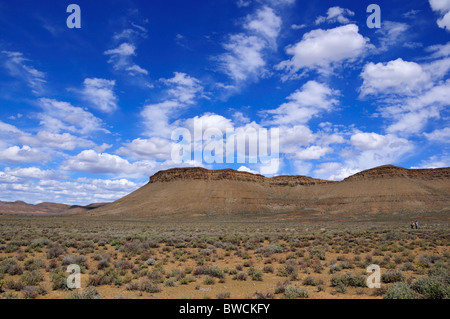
[87,164,450,218]
[149,167,335,186]
[149,167,266,183]
[343,165,450,181]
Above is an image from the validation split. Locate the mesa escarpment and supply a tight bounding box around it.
[87,164,450,219]
[149,167,266,183]
[150,167,335,186]
[343,165,450,181]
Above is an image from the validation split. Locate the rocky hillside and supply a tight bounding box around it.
[0,201,70,215]
[343,165,450,181]
[87,164,450,219]
[150,167,335,186]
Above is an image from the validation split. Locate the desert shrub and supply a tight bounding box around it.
[262,265,274,273]
[31,238,49,249]
[247,268,263,281]
[164,278,177,287]
[331,272,366,288]
[179,276,195,285]
[147,270,164,283]
[309,248,326,260]
[20,271,43,286]
[216,292,231,299]
[88,269,120,286]
[138,278,161,293]
[62,255,87,266]
[24,259,45,271]
[70,286,101,299]
[78,240,95,253]
[62,239,77,248]
[411,277,449,299]
[274,281,289,294]
[335,282,348,294]
[193,266,209,276]
[145,258,156,265]
[284,285,309,299]
[338,261,354,270]
[51,271,67,290]
[121,241,145,257]
[5,279,23,291]
[208,265,224,278]
[313,263,324,273]
[276,266,289,277]
[253,291,274,299]
[381,270,405,283]
[428,267,450,285]
[329,263,342,274]
[193,265,224,278]
[0,259,23,275]
[256,244,283,257]
[203,276,216,285]
[97,259,110,270]
[303,276,320,286]
[384,282,416,299]
[401,262,416,272]
[46,245,65,259]
[1,291,19,299]
[233,272,247,281]
[125,281,139,291]
[21,286,39,299]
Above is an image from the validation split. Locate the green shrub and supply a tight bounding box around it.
[262,265,274,273]
[0,259,23,276]
[5,279,23,291]
[233,272,247,281]
[247,268,263,281]
[21,286,39,299]
[70,286,101,299]
[20,271,43,286]
[139,278,161,293]
[164,278,177,287]
[216,292,231,299]
[381,270,405,283]
[331,272,366,288]
[203,276,216,285]
[384,283,416,299]
[303,276,319,286]
[46,245,65,259]
[309,248,326,260]
[284,285,309,299]
[51,271,67,290]
[411,277,449,299]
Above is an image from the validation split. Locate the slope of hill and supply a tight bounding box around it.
[0,201,108,215]
[87,165,450,219]
[0,201,70,215]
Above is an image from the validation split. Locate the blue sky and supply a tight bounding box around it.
[0,0,449,205]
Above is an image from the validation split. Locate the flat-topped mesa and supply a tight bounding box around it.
[149,167,334,186]
[343,164,450,181]
[149,167,266,183]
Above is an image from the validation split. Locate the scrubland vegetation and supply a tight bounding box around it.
[0,216,448,299]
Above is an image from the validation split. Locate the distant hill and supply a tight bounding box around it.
[86,165,450,219]
[0,200,107,215]
[0,201,70,215]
